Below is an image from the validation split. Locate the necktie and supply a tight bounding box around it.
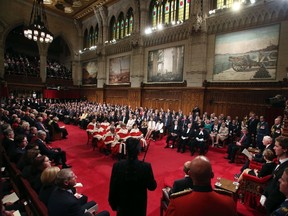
[43,140,52,149]
[274,162,281,173]
[239,135,245,143]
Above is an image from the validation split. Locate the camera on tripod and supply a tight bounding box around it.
[265,94,286,108]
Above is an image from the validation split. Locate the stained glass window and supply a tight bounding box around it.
[149,0,190,27]
[89,26,94,47]
[217,0,234,9]
[117,13,125,39]
[110,16,116,40]
[95,24,99,44]
[83,29,88,48]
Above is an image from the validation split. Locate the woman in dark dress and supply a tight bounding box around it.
[238,149,276,182]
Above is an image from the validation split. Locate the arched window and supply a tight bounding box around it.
[95,24,99,44]
[117,12,125,39]
[89,26,94,47]
[84,29,88,48]
[149,0,190,27]
[217,0,233,9]
[178,0,190,21]
[126,8,134,35]
[109,16,116,40]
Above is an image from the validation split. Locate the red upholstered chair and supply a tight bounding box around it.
[240,173,272,210]
[160,187,171,216]
[86,124,95,145]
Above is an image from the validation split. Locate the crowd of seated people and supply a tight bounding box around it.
[46,60,72,80]
[1,96,287,215]
[4,51,72,80]
[14,98,283,159]
[4,51,40,77]
[0,100,109,215]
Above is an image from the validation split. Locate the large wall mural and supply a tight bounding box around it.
[213,24,279,81]
[82,61,97,85]
[147,46,184,82]
[109,55,130,84]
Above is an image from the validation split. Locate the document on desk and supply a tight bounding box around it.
[242,148,252,160]
[13,210,21,216]
[2,192,19,204]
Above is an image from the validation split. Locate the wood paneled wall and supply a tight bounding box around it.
[204,88,282,118]
[81,83,288,124]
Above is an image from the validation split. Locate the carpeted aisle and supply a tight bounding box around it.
[52,123,264,216]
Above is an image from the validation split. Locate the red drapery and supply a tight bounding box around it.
[43,89,80,99]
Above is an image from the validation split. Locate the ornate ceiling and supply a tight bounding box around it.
[42,0,117,20]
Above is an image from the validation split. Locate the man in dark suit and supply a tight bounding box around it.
[165,120,180,149]
[48,168,109,216]
[271,167,288,216]
[247,112,259,147]
[109,137,157,216]
[261,136,288,214]
[51,117,68,138]
[225,127,250,163]
[170,161,193,194]
[177,123,194,153]
[35,130,71,168]
[190,123,209,156]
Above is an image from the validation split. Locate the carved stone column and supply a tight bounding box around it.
[0,43,4,79]
[38,43,49,83]
[0,20,6,79]
[139,1,148,34]
[97,54,106,88]
[130,33,144,87]
[99,6,108,42]
[94,8,103,44]
[72,60,81,85]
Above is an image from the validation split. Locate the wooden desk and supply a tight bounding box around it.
[216,178,238,193]
[215,178,238,204]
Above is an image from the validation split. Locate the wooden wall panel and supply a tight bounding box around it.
[81,88,103,103]
[141,88,205,114]
[203,88,285,121]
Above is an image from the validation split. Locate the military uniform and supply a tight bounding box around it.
[165,185,237,216]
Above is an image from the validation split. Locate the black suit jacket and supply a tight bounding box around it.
[264,160,288,214]
[48,187,87,216]
[35,138,54,157]
[258,162,276,178]
[171,176,193,194]
[195,129,209,141]
[109,159,157,216]
[253,144,275,163]
[180,128,194,139]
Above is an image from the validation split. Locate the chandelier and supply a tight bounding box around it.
[24,0,54,43]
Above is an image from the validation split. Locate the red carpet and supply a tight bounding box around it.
[51,124,264,216]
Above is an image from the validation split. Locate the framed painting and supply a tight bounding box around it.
[147,46,184,82]
[109,55,130,84]
[213,24,279,81]
[82,61,97,85]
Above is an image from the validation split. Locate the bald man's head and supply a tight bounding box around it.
[189,156,214,186]
[183,161,191,175]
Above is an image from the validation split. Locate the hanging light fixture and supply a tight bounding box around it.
[24,0,54,43]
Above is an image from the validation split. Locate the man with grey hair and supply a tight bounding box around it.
[48,169,109,216]
[237,135,275,176]
[35,130,71,168]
